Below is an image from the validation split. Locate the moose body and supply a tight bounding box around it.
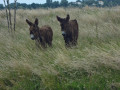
[26,18,53,48]
[57,14,79,47]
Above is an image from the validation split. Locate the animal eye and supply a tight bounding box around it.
[30,31,33,34]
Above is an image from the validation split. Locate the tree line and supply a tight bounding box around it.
[0,0,120,10]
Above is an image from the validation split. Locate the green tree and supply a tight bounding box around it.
[76,0,81,2]
[0,4,4,9]
[46,0,52,7]
[52,1,59,8]
[102,0,120,6]
[46,0,52,3]
[60,0,68,7]
[84,0,96,6]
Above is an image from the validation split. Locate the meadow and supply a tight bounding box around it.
[0,7,120,90]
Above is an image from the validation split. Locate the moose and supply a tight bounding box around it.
[56,14,79,47]
[26,18,53,48]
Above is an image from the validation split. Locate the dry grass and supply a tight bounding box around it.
[0,7,120,89]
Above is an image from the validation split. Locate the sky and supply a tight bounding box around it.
[0,0,77,4]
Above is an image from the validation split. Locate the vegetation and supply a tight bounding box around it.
[0,7,120,89]
[1,0,120,9]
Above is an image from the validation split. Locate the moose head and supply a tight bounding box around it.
[56,14,70,37]
[26,18,39,40]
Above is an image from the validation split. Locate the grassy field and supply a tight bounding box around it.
[0,7,120,90]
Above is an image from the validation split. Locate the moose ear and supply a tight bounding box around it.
[66,14,70,22]
[26,19,33,26]
[34,18,38,26]
[56,16,62,22]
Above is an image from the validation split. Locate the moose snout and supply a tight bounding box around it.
[30,34,35,40]
[62,33,66,37]
[62,31,66,36]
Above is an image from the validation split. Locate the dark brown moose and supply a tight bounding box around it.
[26,18,53,48]
[56,14,79,47]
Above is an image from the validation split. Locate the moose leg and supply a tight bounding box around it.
[40,37,47,48]
[72,39,77,46]
[46,37,52,47]
[72,35,78,46]
[41,41,47,48]
[64,38,70,47]
[70,37,74,46]
[74,36,78,46]
[74,39,77,46]
[48,41,52,47]
[35,40,40,48]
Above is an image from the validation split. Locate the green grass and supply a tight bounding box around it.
[0,7,120,89]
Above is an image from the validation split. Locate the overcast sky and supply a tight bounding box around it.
[0,0,77,4]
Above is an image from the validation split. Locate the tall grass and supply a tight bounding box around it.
[0,7,120,89]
